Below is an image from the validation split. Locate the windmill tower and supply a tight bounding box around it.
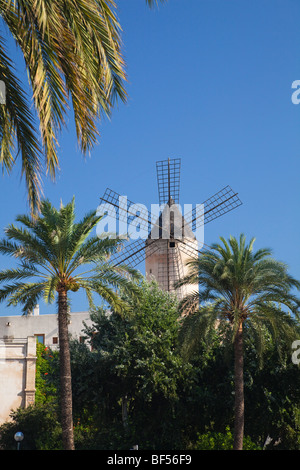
[145,159,200,299]
[99,158,242,300]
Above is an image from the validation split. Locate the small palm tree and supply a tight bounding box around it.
[177,234,300,450]
[0,198,141,450]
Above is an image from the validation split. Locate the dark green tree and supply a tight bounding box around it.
[242,333,300,449]
[0,403,62,450]
[76,280,191,449]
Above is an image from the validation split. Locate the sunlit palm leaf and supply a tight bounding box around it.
[0,34,42,211]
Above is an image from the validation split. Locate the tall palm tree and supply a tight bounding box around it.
[0,198,141,450]
[0,0,165,213]
[177,234,300,450]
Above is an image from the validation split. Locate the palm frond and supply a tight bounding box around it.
[0,265,38,282]
[179,303,221,360]
[65,234,125,276]
[0,0,128,211]
[0,280,45,313]
[250,302,299,350]
[43,276,58,304]
[76,276,126,314]
[178,234,300,356]
[0,198,142,319]
[144,0,167,7]
[8,281,46,313]
[3,223,55,267]
[0,32,42,213]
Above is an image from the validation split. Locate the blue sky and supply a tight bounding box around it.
[0,0,300,315]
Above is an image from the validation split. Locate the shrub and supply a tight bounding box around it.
[192,427,261,450]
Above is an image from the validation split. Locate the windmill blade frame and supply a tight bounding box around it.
[156,157,181,205]
[99,159,243,273]
[99,188,151,234]
[110,238,160,268]
[184,185,243,231]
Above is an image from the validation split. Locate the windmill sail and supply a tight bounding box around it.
[99,188,151,234]
[109,238,159,268]
[184,185,243,231]
[99,185,241,243]
[156,158,181,205]
[98,158,243,282]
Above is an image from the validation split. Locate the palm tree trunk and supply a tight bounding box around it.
[58,289,75,450]
[233,322,244,450]
[122,395,129,431]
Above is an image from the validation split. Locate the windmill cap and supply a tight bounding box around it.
[148,200,195,240]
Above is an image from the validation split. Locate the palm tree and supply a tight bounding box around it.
[0,0,165,213]
[0,198,141,450]
[177,234,300,450]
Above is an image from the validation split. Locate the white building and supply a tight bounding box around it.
[0,305,93,350]
[0,306,93,424]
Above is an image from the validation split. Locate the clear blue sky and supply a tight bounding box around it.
[0,0,300,315]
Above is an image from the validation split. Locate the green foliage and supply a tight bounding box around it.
[178,234,300,449]
[35,342,58,404]
[70,280,193,448]
[1,268,299,449]
[242,337,300,450]
[1,317,299,449]
[0,404,62,450]
[84,280,187,401]
[193,427,260,450]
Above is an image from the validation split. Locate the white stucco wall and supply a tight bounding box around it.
[0,309,93,350]
[0,337,36,424]
[145,237,199,300]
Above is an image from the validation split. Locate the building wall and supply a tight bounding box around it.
[145,237,199,300]
[0,336,36,424]
[0,308,93,350]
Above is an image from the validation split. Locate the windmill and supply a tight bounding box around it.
[98,158,242,299]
